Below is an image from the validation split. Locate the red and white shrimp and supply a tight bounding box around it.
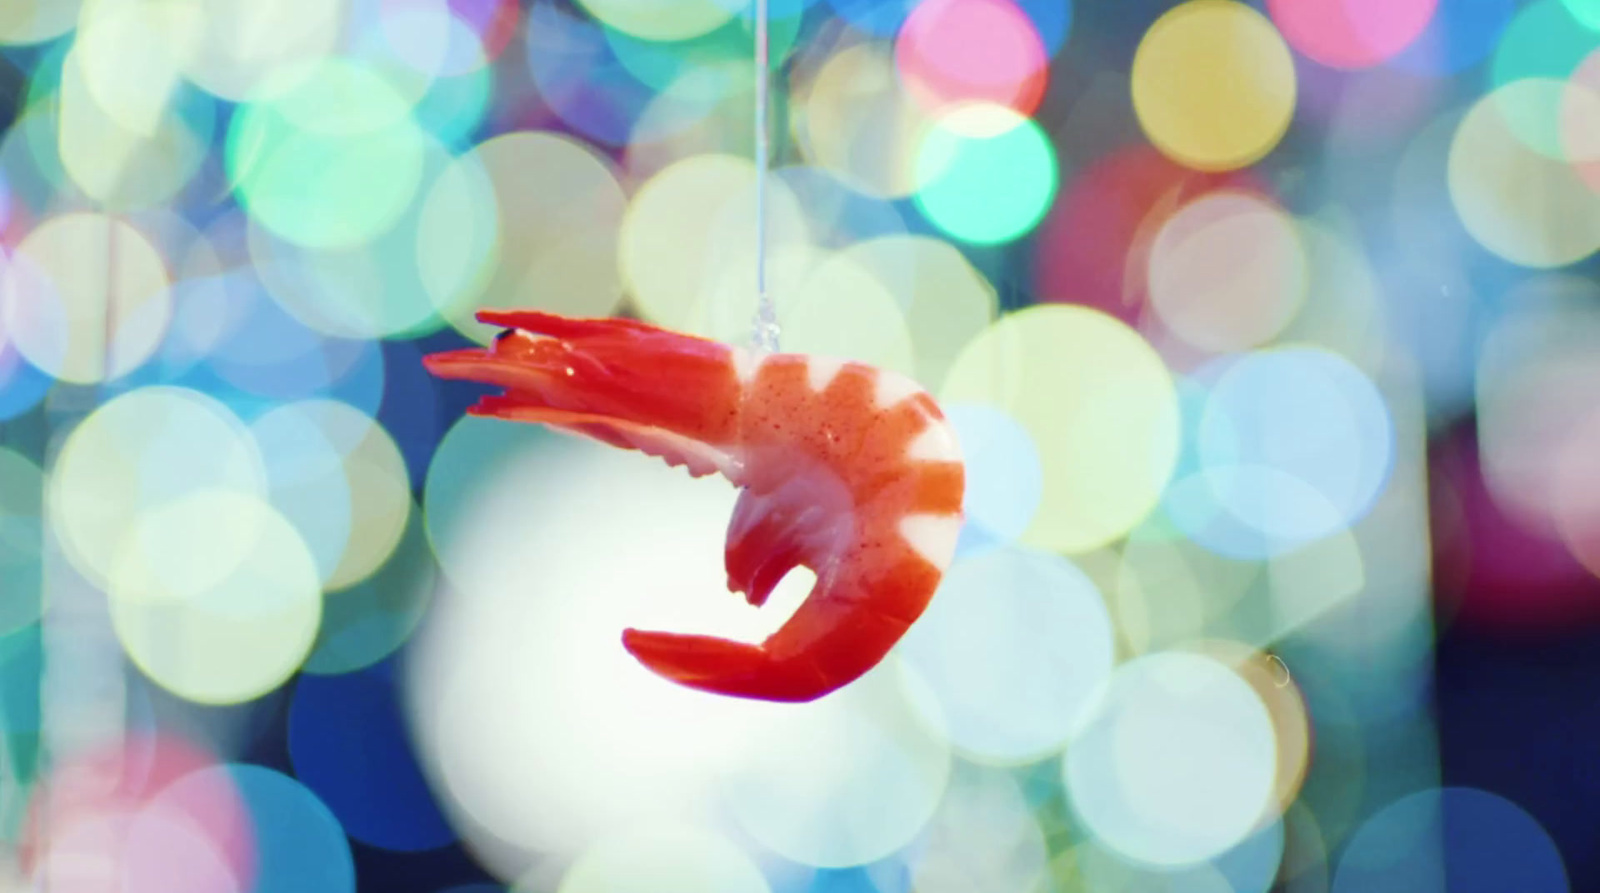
[424,310,965,703]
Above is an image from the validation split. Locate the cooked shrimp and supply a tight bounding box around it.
[423,310,965,703]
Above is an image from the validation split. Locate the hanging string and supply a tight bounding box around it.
[749,0,780,354]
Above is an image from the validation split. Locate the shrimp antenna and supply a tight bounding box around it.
[749,0,781,354]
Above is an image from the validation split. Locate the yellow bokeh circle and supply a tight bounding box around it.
[445,132,628,344]
[797,43,935,198]
[58,45,211,210]
[620,153,811,339]
[1,213,172,384]
[49,387,267,589]
[1131,0,1297,172]
[1112,521,1260,657]
[251,400,412,592]
[1182,639,1312,826]
[940,305,1181,553]
[773,248,918,378]
[109,489,321,705]
[1449,79,1600,269]
[624,59,761,182]
[74,0,200,136]
[178,0,342,101]
[0,0,81,45]
[1148,190,1307,352]
[834,235,997,390]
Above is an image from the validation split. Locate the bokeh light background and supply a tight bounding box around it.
[0,0,1597,890]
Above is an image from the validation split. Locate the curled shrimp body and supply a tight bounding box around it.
[424,310,965,703]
